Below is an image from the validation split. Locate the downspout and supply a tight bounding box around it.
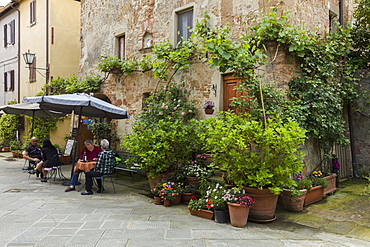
[46,0,49,86]
[10,2,20,103]
[348,104,360,178]
[339,0,343,27]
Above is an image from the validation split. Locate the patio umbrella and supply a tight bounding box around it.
[23,93,130,184]
[23,93,129,119]
[0,103,66,137]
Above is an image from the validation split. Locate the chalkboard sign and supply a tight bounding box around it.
[65,140,74,156]
[72,128,78,137]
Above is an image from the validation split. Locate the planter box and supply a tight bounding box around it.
[188,209,214,220]
[304,185,324,206]
[323,173,337,195]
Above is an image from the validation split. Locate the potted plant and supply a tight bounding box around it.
[184,154,209,189]
[187,197,214,220]
[182,184,195,204]
[151,182,164,205]
[203,101,215,115]
[304,171,329,206]
[159,181,181,207]
[10,140,22,158]
[97,56,123,73]
[201,112,307,222]
[204,182,229,223]
[282,175,312,212]
[222,187,255,227]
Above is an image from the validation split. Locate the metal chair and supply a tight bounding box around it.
[95,174,116,196]
[45,154,68,183]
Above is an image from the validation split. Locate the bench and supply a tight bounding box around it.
[114,151,140,183]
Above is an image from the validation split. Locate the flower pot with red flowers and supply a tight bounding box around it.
[187,197,214,220]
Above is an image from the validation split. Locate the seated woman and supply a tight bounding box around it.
[65,140,102,192]
[34,139,60,182]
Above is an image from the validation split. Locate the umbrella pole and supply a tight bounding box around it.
[30,110,35,138]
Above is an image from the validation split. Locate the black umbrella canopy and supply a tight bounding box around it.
[23,93,129,119]
[0,103,65,118]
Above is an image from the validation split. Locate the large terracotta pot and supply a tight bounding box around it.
[243,187,279,223]
[147,173,168,190]
[323,174,337,195]
[304,185,324,206]
[282,189,307,212]
[186,176,200,190]
[181,193,193,204]
[227,202,250,227]
[3,147,10,152]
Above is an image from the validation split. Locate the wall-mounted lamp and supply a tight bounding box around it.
[22,50,49,72]
[211,84,217,97]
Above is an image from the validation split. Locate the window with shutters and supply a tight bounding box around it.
[29,58,36,82]
[176,8,193,45]
[30,0,36,26]
[117,35,125,60]
[3,19,15,47]
[4,70,15,92]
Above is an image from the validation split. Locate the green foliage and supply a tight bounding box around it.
[9,140,22,150]
[200,112,307,194]
[90,120,119,145]
[38,76,102,96]
[122,119,203,178]
[138,83,197,127]
[27,116,60,141]
[0,100,18,146]
[97,56,123,72]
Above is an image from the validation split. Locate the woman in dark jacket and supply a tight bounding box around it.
[35,139,60,182]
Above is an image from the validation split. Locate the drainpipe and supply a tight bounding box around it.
[339,0,343,27]
[46,0,50,86]
[348,104,360,178]
[10,2,20,103]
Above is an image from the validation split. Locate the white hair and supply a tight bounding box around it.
[100,139,109,149]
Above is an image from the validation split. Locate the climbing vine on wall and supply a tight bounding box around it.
[100,8,361,153]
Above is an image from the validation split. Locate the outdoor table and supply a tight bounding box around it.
[74,161,96,172]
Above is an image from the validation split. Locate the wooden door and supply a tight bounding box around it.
[223,74,245,114]
[77,124,94,154]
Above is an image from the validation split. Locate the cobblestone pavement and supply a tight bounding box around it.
[0,153,369,247]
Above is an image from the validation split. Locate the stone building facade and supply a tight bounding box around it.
[78,0,355,175]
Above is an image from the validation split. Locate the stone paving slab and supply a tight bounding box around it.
[0,155,369,246]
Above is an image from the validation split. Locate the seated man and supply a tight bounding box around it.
[65,140,102,192]
[23,137,42,174]
[81,139,116,195]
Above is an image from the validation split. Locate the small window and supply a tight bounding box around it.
[30,0,36,25]
[29,57,36,82]
[177,9,193,45]
[118,35,125,60]
[3,20,15,47]
[329,11,338,33]
[4,70,15,92]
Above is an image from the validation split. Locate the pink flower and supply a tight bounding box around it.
[173,107,177,110]
[189,110,192,113]
[181,112,185,115]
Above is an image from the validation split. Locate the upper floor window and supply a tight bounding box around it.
[177,8,193,45]
[3,20,15,47]
[329,10,338,33]
[118,35,125,60]
[30,0,36,26]
[4,70,15,92]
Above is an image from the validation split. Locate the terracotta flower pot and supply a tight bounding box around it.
[204,109,214,115]
[188,208,198,216]
[196,209,214,220]
[227,202,250,227]
[171,194,181,205]
[186,176,200,190]
[282,189,307,212]
[153,196,162,205]
[323,173,337,195]
[3,147,10,152]
[243,187,279,223]
[163,200,171,207]
[147,173,168,191]
[181,192,193,204]
[304,185,324,206]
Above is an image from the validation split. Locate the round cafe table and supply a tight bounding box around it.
[74,161,97,172]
